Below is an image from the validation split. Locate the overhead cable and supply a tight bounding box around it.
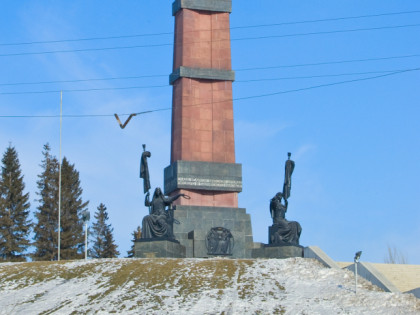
[1,67,419,95]
[230,10,420,29]
[234,68,420,101]
[1,9,419,46]
[0,84,168,95]
[236,54,420,71]
[1,52,420,87]
[0,74,167,86]
[1,23,420,57]
[0,108,170,118]
[0,67,418,118]
[231,23,420,42]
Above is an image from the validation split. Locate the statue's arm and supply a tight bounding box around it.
[145,192,151,207]
[165,193,184,204]
[269,200,274,218]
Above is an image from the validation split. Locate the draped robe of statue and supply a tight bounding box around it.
[270,192,301,245]
[141,188,183,239]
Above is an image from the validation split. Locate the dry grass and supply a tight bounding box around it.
[0,258,284,308]
[0,258,286,314]
[2,258,418,314]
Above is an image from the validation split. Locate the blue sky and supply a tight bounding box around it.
[1,1,419,264]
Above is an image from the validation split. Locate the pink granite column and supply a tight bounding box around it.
[167,1,240,208]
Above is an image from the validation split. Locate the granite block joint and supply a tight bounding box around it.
[170,66,235,85]
[172,0,232,15]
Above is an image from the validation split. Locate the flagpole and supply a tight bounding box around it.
[58,91,63,261]
[85,221,88,260]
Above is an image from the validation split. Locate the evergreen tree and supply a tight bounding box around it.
[32,144,59,261]
[126,226,141,258]
[59,157,89,260]
[90,203,119,258]
[0,145,31,262]
[33,144,88,261]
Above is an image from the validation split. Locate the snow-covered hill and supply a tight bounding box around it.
[0,258,419,314]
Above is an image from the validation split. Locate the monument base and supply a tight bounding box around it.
[252,244,304,259]
[173,205,254,258]
[134,239,186,258]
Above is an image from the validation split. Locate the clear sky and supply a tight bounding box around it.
[1,0,419,264]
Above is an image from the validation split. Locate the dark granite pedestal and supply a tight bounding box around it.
[134,238,186,258]
[250,222,304,258]
[172,205,254,258]
[252,244,304,259]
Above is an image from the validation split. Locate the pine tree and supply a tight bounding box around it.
[126,226,141,258]
[0,145,32,262]
[32,144,59,261]
[33,144,89,261]
[59,157,89,260]
[90,203,119,258]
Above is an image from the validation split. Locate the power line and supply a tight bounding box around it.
[0,42,172,57]
[1,67,418,118]
[0,74,168,87]
[1,9,419,46]
[0,108,171,118]
[230,10,420,29]
[1,53,420,87]
[236,68,417,82]
[1,23,420,57]
[0,32,172,47]
[234,68,420,101]
[231,23,420,42]
[1,67,419,95]
[236,54,420,71]
[0,84,169,95]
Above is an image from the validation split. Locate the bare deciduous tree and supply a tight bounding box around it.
[384,244,408,264]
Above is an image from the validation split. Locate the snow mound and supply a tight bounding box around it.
[0,257,419,314]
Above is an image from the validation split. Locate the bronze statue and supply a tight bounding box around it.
[269,192,301,245]
[269,152,302,246]
[141,187,185,239]
[139,146,188,240]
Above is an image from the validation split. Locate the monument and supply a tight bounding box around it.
[163,0,254,258]
[135,1,303,259]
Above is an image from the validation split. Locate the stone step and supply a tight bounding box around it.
[371,263,420,293]
[338,262,420,293]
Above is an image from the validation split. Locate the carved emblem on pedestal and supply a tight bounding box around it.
[206,227,234,255]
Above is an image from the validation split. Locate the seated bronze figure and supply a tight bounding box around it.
[269,192,301,245]
[141,187,185,239]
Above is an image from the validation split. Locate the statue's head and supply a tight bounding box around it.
[154,187,163,197]
[275,192,283,200]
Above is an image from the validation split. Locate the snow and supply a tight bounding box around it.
[0,258,418,314]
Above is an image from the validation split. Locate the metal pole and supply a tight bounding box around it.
[58,91,63,261]
[85,222,88,260]
[355,261,358,294]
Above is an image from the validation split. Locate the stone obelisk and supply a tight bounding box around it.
[164,0,253,258]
